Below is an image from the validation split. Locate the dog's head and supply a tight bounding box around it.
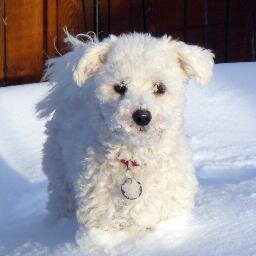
[72,33,214,146]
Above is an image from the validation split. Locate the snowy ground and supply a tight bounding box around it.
[0,62,256,255]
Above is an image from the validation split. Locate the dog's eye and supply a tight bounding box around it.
[113,81,127,95]
[154,82,166,95]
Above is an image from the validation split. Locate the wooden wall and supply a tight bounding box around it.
[0,0,255,86]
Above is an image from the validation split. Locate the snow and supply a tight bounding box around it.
[0,62,256,255]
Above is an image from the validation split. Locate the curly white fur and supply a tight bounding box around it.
[38,32,214,231]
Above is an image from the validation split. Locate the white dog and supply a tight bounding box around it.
[38,32,214,231]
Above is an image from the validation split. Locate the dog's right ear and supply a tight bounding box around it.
[73,35,117,86]
[170,40,214,86]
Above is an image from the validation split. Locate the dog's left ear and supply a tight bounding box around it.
[73,35,117,86]
[171,41,214,86]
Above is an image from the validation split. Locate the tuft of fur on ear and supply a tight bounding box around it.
[37,32,116,118]
[172,41,214,85]
[73,35,117,86]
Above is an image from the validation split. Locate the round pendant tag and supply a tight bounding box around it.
[121,178,142,200]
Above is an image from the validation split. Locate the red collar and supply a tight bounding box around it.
[120,159,140,169]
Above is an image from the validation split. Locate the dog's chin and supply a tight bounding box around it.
[108,125,165,147]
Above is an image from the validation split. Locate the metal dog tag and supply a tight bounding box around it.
[121,178,142,200]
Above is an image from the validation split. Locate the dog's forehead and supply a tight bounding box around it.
[96,34,185,91]
[106,34,177,71]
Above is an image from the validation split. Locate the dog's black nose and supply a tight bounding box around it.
[132,109,152,126]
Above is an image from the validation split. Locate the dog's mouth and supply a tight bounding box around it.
[109,122,164,147]
[111,122,150,135]
[139,127,146,132]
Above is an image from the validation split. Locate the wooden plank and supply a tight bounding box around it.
[129,0,144,32]
[206,0,226,63]
[99,0,110,39]
[187,0,226,26]
[5,0,44,85]
[207,0,227,24]
[186,1,205,46]
[186,0,204,27]
[84,0,94,32]
[254,0,256,60]
[57,0,86,53]
[0,0,5,85]
[186,0,227,63]
[145,0,184,36]
[206,25,226,63]
[227,0,254,62]
[109,0,144,35]
[46,0,57,58]
[186,27,205,47]
[169,29,184,41]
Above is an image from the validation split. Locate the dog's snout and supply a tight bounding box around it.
[132,109,152,126]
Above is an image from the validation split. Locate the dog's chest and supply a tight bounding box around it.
[89,147,174,200]
[79,145,195,229]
